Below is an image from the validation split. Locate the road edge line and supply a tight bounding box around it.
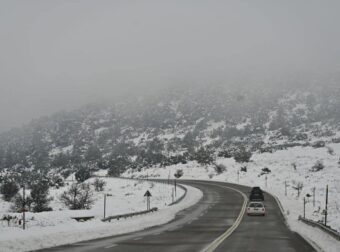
[200,183,248,252]
[268,192,324,252]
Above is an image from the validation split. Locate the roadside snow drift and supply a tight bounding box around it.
[0,177,202,252]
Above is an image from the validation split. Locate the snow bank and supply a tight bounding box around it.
[0,178,202,252]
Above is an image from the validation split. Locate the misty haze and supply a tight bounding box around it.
[0,1,340,252]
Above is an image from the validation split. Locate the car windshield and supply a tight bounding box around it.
[249,203,263,208]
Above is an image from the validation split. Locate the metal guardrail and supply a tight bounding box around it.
[298,216,340,241]
[115,176,188,206]
[71,216,95,222]
[102,207,158,222]
[168,184,187,206]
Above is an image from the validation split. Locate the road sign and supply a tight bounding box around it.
[144,190,152,197]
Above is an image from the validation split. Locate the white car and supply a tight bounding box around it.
[247,202,266,216]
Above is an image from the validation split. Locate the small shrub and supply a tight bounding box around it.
[218,150,233,158]
[0,180,19,201]
[240,166,247,172]
[174,169,184,179]
[233,147,252,163]
[49,175,65,188]
[332,137,340,144]
[261,167,271,174]
[214,164,227,174]
[311,160,325,172]
[93,178,106,192]
[75,166,91,182]
[194,148,214,165]
[312,141,326,148]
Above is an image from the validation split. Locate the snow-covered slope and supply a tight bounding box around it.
[125,143,340,252]
[0,178,202,252]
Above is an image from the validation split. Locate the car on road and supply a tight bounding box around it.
[247,202,266,216]
[249,192,264,201]
[249,186,264,201]
[251,186,263,195]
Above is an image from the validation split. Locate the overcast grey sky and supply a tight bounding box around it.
[1,0,340,132]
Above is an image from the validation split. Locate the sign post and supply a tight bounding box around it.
[144,190,152,210]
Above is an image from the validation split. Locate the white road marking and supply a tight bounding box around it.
[133,237,142,240]
[200,183,248,252]
[104,244,117,249]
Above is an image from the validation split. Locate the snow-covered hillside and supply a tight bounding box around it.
[125,143,340,252]
[0,83,340,251]
[0,178,202,252]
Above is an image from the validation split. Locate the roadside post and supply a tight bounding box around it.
[312,187,316,207]
[103,193,113,219]
[22,184,26,230]
[285,181,288,196]
[144,190,152,210]
[174,179,177,197]
[303,197,306,218]
[172,188,174,203]
[303,194,311,219]
[325,185,328,226]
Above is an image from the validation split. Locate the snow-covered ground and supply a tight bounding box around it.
[125,144,340,252]
[0,177,202,252]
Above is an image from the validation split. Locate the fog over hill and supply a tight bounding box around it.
[1,0,340,132]
[0,80,339,184]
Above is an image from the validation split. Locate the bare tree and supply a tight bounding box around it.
[292,182,303,197]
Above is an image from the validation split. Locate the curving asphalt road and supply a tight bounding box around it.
[39,180,315,252]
